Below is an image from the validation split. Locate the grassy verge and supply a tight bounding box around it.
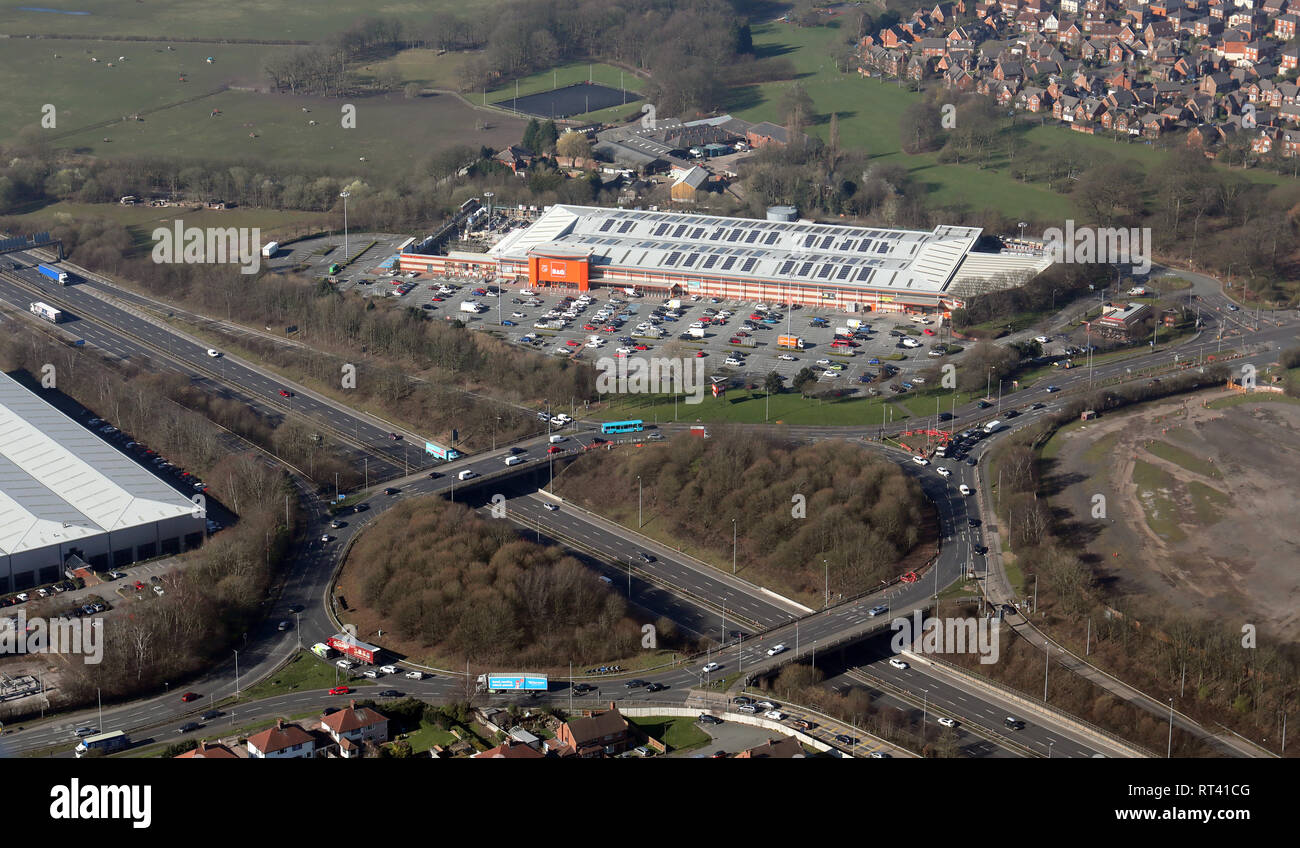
[236,650,373,702]
[628,715,711,752]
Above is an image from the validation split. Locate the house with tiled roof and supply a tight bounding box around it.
[735,736,806,758]
[473,739,547,759]
[176,740,243,759]
[247,719,317,759]
[555,704,631,758]
[319,700,390,758]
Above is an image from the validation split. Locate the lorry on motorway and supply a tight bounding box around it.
[261,241,280,258]
[310,642,335,659]
[38,264,70,284]
[29,301,63,323]
[777,335,805,350]
[459,301,484,314]
[74,730,130,758]
[476,673,548,694]
[326,633,379,665]
[688,326,706,338]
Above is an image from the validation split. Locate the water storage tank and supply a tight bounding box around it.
[767,205,797,222]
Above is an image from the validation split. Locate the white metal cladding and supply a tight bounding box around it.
[488,205,995,292]
[0,371,199,555]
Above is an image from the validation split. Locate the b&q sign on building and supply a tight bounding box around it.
[529,253,590,290]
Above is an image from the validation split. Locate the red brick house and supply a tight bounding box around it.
[555,704,631,758]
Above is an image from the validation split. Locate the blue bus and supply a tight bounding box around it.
[601,420,644,435]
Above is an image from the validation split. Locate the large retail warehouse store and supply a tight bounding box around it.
[400,204,1051,315]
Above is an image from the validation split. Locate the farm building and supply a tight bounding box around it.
[0,371,205,593]
[399,204,1053,316]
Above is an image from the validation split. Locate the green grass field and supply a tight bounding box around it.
[0,0,487,41]
[628,716,710,752]
[1131,459,1187,543]
[601,388,917,427]
[1145,439,1224,479]
[6,201,328,253]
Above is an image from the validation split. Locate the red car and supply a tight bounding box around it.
[278,389,293,397]
[583,324,597,331]
[329,686,350,695]
[736,331,750,337]
[923,328,935,335]
[181,692,200,702]
[602,326,617,333]
[634,344,649,351]
[749,313,763,320]
[695,351,706,358]
[430,296,444,302]
[566,340,582,347]
[729,337,742,344]
[547,445,562,454]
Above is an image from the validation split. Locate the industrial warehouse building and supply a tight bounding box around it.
[0,371,205,593]
[400,204,1053,316]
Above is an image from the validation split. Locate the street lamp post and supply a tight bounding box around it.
[339,191,350,259]
[732,519,737,574]
[637,475,642,528]
[234,649,241,697]
[1167,698,1175,758]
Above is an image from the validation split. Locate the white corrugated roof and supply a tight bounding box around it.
[486,205,991,293]
[0,372,199,555]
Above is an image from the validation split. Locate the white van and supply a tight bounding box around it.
[504,455,524,466]
[549,434,567,444]
[457,469,477,481]
[982,420,1002,434]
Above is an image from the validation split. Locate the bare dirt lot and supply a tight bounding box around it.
[1043,391,1300,641]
